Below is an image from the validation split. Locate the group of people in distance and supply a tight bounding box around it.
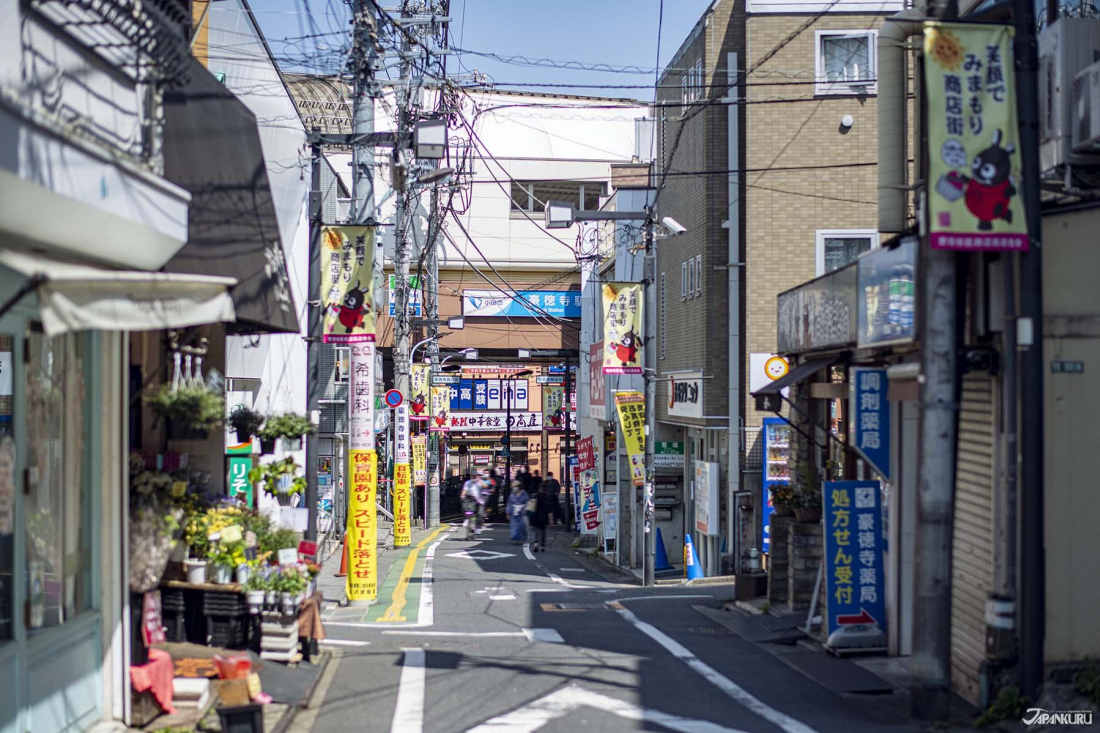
[459,466,563,550]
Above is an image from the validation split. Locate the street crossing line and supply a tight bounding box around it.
[523,543,536,561]
[417,526,454,627]
[380,525,452,622]
[390,648,426,733]
[613,605,821,733]
[318,639,371,648]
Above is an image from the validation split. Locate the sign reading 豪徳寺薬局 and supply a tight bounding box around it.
[394,404,410,464]
[823,481,886,637]
[925,22,1027,251]
[614,391,646,487]
[602,284,643,375]
[850,368,890,479]
[346,449,378,601]
[321,226,376,343]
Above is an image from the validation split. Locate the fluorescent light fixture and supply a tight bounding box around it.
[447,316,464,330]
[662,216,687,235]
[544,200,574,229]
[417,166,454,185]
[465,349,479,360]
[415,118,447,159]
[518,349,531,359]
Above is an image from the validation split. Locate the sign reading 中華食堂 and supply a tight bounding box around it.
[925,22,1027,251]
[321,226,376,343]
[823,481,886,637]
[614,391,646,486]
[462,290,581,318]
[850,368,890,479]
[603,284,643,375]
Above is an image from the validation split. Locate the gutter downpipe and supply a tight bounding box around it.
[878,8,925,234]
[726,52,742,571]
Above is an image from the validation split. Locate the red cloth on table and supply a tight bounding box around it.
[130,648,176,714]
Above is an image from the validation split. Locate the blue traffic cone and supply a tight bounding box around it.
[654,527,672,571]
[685,534,705,580]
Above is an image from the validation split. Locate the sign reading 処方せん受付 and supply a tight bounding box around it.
[602,284,643,375]
[823,481,886,637]
[924,22,1027,251]
[321,226,376,343]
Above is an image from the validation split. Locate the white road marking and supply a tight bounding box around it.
[524,588,568,593]
[613,606,821,733]
[318,638,371,647]
[523,628,565,643]
[557,568,586,573]
[611,594,715,603]
[383,630,526,638]
[488,595,516,601]
[547,573,586,590]
[523,544,536,561]
[418,528,455,628]
[391,648,426,733]
[445,549,516,560]
[466,683,749,733]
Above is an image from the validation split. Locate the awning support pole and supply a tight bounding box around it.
[0,274,45,322]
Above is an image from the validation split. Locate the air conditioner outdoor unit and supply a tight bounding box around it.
[1038,18,1100,170]
[1073,60,1100,153]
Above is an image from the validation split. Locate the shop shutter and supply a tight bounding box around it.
[950,373,997,706]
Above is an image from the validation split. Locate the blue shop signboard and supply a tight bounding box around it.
[462,289,582,319]
[823,481,886,638]
[850,367,890,479]
[458,379,474,410]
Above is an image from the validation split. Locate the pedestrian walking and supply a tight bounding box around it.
[529,483,552,552]
[507,480,529,544]
[461,474,482,540]
[544,471,562,525]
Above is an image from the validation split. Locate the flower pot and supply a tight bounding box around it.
[213,565,232,584]
[794,507,822,523]
[184,558,207,584]
[167,421,209,441]
[283,437,303,452]
[265,591,277,610]
[235,430,253,445]
[246,590,265,614]
[236,565,251,585]
[280,592,295,615]
[774,504,795,518]
[169,539,188,563]
[260,437,277,455]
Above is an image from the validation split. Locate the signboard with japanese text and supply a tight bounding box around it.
[858,237,917,348]
[412,436,427,485]
[654,442,685,469]
[349,343,376,450]
[602,283,643,375]
[694,460,720,536]
[542,385,567,430]
[142,591,167,647]
[604,432,617,483]
[777,264,857,355]
[462,289,582,318]
[321,226,376,343]
[473,379,489,410]
[455,379,473,410]
[575,436,596,471]
[823,481,886,636]
[387,275,422,316]
[430,385,450,432]
[588,341,607,420]
[601,492,618,554]
[346,449,378,601]
[667,372,703,419]
[580,468,600,534]
[446,411,544,432]
[925,23,1027,251]
[850,368,890,479]
[228,455,253,507]
[393,462,411,547]
[614,391,646,486]
[394,404,410,464]
[410,364,430,420]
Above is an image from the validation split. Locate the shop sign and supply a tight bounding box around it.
[614,391,646,487]
[580,468,601,534]
[850,368,890,479]
[228,455,254,507]
[349,343,376,450]
[588,341,607,420]
[925,23,1027,252]
[394,404,410,464]
[462,289,582,318]
[777,263,857,355]
[823,481,886,637]
[429,385,450,432]
[604,432,617,482]
[601,493,618,552]
[667,372,703,419]
[749,354,791,394]
[393,463,411,547]
[460,364,532,375]
[445,411,544,432]
[602,283,643,375]
[321,226,376,343]
[537,375,564,384]
[576,436,596,471]
[694,460,720,536]
[472,454,490,465]
[410,364,430,420]
[387,275,422,316]
[412,437,427,485]
[858,237,917,348]
[346,449,378,601]
[654,441,685,469]
[142,591,167,646]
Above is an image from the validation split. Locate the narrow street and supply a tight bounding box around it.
[307,524,920,733]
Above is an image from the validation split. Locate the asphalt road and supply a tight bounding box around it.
[305,523,923,733]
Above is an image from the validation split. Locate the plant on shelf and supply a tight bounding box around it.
[208,538,246,569]
[769,484,796,517]
[248,458,306,506]
[228,406,264,443]
[257,413,314,450]
[147,383,225,435]
[244,571,271,592]
[274,567,308,596]
[791,490,823,522]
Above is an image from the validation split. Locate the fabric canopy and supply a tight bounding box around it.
[161,58,300,335]
[751,356,839,397]
[0,248,236,336]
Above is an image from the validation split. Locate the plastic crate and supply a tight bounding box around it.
[203,590,247,616]
[217,703,263,733]
[207,615,248,649]
[162,608,187,643]
[160,587,186,612]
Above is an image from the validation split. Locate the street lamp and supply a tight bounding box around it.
[440,348,477,366]
[504,369,534,484]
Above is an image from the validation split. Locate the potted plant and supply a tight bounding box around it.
[792,491,823,523]
[235,560,253,586]
[208,539,245,585]
[228,406,264,445]
[148,383,225,440]
[184,556,207,584]
[244,572,268,614]
[259,413,314,452]
[770,484,795,517]
[249,459,307,506]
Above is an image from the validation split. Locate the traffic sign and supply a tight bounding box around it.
[384,389,404,408]
[536,375,565,385]
[433,375,460,385]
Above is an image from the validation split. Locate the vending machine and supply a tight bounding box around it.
[761,417,791,553]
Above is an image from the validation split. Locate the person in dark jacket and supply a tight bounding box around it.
[543,471,563,525]
[529,483,552,552]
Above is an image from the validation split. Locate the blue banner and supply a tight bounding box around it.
[851,368,890,479]
[448,384,460,411]
[458,379,474,410]
[823,480,886,637]
[473,379,488,410]
[462,289,582,319]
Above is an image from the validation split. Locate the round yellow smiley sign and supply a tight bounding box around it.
[764,356,789,381]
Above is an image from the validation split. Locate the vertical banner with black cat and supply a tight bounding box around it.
[924,22,1027,251]
[321,226,376,343]
[602,283,643,375]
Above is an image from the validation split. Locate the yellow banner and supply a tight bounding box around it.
[412,436,427,485]
[602,283,643,374]
[614,391,646,487]
[346,449,378,601]
[925,22,1027,251]
[429,385,450,432]
[322,226,376,343]
[542,385,567,429]
[410,364,430,420]
[393,463,411,547]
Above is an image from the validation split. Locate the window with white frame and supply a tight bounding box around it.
[814,30,877,96]
[510,180,605,215]
[681,260,688,300]
[694,254,703,296]
[682,58,704,114]
[815,229,880,276]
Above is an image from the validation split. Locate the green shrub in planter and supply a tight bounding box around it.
[228,406,264,442]
[257,413,314,442]
[147,384,224,433]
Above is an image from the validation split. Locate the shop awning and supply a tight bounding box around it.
[0,248,236,336]
[160,59,299,335]
[752,356,839,397]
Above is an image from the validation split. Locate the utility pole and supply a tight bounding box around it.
[642,214,656,587]
[391,0,414,476]
[425,186,442,528]
[305,131,322,542]
[563,358,572,528]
